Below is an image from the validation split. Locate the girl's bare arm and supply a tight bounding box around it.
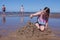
[30,11,42,18]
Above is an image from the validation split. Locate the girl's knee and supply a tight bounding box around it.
[40,26,45,31]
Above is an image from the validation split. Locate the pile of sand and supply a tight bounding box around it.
[0,21,60,40]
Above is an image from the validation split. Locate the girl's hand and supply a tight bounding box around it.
[30,14,33,19]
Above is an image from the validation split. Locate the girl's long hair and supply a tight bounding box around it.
[43,7,50,22]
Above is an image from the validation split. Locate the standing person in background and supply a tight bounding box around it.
[20,5,24,23]
[2,5,6,24]
[2,5,6,14]
[20,5,24,16]
[30,7,50,31]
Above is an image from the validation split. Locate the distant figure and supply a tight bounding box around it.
[2,5,6,14]
[2,5,6,22]
[30,7,50,31]
[20,5,24,16]
[20,5,24,23]
[2,5,6,19]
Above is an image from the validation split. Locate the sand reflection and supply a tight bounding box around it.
[2,14,6,24]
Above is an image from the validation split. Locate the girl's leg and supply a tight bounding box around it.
[45,22,48,29]
[35,23,40,29]
[35,23,45,31]
[39,25,45,31]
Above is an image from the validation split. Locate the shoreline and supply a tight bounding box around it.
[0,13,60,18]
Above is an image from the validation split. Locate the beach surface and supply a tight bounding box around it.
[0,13,60,40]
[0,21,60,40]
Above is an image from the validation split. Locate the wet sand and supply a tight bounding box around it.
[49,13,60,18]
[0,22,60,40]
[0,13,60,40]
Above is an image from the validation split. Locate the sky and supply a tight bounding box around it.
[0,0,60,12]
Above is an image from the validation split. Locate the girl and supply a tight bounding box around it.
[30,7,50,31]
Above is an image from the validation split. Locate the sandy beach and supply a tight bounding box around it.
[0,13,60,40]
[0,21,60,40]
